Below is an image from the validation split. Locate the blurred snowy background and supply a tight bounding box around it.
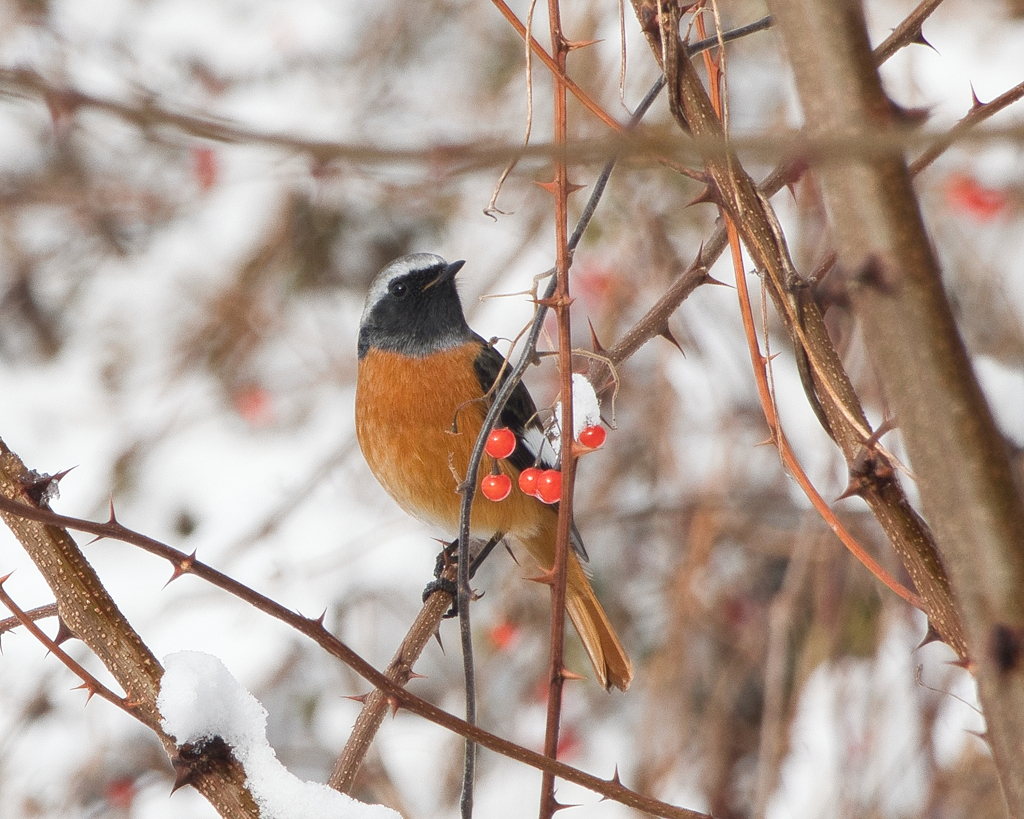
[0,0,1021,817]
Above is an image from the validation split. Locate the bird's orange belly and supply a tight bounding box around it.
[355,344,548,541]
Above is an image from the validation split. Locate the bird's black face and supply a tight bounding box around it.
[358,254,472,358]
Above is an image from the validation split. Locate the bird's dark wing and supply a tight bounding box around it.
[472,335,588,561]
[472,336,549,474]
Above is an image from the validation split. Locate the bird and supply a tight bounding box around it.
[355,253,632,691]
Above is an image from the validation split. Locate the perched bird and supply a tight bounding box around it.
[355,253,632,691]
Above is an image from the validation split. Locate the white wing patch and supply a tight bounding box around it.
[521,424,557,471]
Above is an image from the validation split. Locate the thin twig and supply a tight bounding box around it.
[486,0,541,217]
[0,580,134,715]
[0,600,58,635]
[537,0,575,815]
[911,79,1024,175]
[724,209,921,608]
[871,0,946,66]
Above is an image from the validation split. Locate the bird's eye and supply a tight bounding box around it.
[388,281,408,298]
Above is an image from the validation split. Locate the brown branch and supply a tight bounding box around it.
[766,2,1024,813]
[0,581,133,714]
[537,2,577,817]
[626,0,967,657]
[0,438,259,818]
[328,561,457,793]
[0,600,57,635]
[725,202,920,607]
[592,67,1024,394]
[592,0,963,389]
[0,493,711,819]
[489,0,621,132]
[871,0,946,66]
[1,67,1020,176]
[911,79,1024,175]
[698,8,918,608]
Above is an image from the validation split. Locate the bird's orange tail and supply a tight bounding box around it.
[521,517,633,691]
[565,554,633,691]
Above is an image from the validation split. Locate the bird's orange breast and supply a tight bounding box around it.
[355,343,550,540]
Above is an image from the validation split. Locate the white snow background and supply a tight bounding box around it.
[0,0,1019,817]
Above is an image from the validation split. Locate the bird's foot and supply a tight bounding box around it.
[422,577,459,618]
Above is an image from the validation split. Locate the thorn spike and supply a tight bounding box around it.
[164,551,197,587]
[836,478,867,501]
[53,618,76,646]
[916,622,944,650]
[170,757,196,794]
[915,31,937,54]
[587,319,607,355]
[658,324,684,355]
[73,681,98,703]
[565,37,601,51]
[686,184,719,208]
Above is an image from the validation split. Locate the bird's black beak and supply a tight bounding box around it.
[426,259,465,290]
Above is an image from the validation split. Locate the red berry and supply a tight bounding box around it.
[536,470,562,504]
[485,427,517,460]
[518,467,541,496]
[577,424,606,450]
[481,473,512,502]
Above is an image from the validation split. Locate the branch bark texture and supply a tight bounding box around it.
[0,437,258,818]
[766,1,1024,815]
[626,0,966,656]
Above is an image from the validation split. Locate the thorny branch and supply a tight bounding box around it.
[3,65,1022,174]
[767,0,1024,812]
[0,492,711,819]
[536,1,575,817]
[0,600,58,636]
[624,0,979,657]
[329,559,459,793]
[0,439,260,819]
[0,581,133,714]
[587,0,1017,393]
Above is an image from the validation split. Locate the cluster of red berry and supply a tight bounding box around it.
[479,425,607,504]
